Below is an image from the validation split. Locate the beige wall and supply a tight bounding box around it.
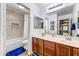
[6,9,24,40]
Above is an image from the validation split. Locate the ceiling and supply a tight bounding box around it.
[35,3,54,8]
[35,3,75,16]
[57,5,74,16]
[6,3,29,15]
[47,4,75,16]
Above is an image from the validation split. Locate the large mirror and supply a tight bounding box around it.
[59,19,69,35]
[77,17,79,37]
[77,12,79,29]
[50,21,55,30]
[34,16,44,29]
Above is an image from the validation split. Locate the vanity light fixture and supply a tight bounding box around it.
[17,4,25,9]
[48,3,63,10]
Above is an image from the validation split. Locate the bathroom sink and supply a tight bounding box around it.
[55,35,65,38]
[71,37,79,42]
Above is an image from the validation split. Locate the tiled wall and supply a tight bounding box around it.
[6,9,24,40]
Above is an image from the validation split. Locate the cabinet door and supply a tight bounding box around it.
[56,44,71,56]
[32,37,38,54]
[37,39,43,56]
[44,40,56,56]
[73,48,79,56]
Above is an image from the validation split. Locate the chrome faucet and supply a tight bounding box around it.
[63,33,72,40]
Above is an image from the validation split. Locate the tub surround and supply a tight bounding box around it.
[6,37,28,53]
[32,35,79,56]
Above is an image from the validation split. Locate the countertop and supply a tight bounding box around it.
[33,35,79,48]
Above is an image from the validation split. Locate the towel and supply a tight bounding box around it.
[71,23,76,30]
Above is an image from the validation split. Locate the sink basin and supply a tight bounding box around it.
[72,37,79,42]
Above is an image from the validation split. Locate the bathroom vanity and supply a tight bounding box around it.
[32,35,79,56]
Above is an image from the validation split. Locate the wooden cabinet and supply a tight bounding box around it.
[32,37,79,56]
[56,44,72,56]
[43,40,56,56]
[32,37,38,54]
[73,48,79,56]
[32,37,43,56]
[37,39,43,56]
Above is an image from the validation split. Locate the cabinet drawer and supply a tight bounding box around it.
[44,46,55,56]
[44,40,55,48]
